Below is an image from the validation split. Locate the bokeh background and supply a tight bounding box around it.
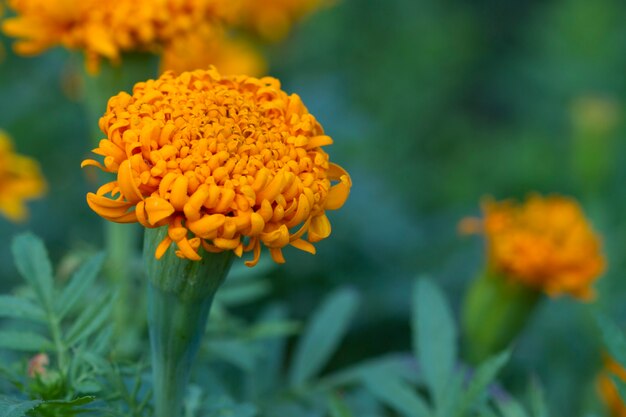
[2,0,626,415]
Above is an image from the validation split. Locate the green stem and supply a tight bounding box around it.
[144,227,234,417]
[80,52,159,351]
[462,270,540,364]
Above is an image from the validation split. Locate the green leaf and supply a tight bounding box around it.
[289,288,359,386]
[527,377,548,417]
[216,279,271,306]
[328,392,354,417]
[0,397,42,417]
[412,279,457,406]
[206,340,257,372]
[11,233,55,309]
[596,314,626,369]
[362,370,431,417]
[65,293,113,345]
[0,295,46,322]
[245,320,300,340]
[57,253,105,319]
[319,354,418,389]
[0,331,51,352]
[494,396,529,417]
[251,305,289,397]
[455,350,510,415]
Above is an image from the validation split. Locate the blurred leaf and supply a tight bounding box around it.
[0,295,46,322]
[0,331,51,352]
[494,396,529,417]
[11,233,55,310]
[328,392,354,417]
[57,252,105,319]
[319,354,418,390]
[206,340,258,372]
[412,279,457,406]
[455,350,510,416]
[0,397,42,417]
[362,370,431,417]
[251,305,289,397]
[527,377,548,417]
[217,280,271,306]
[65,292,113,346]
[245,320,300,340]
[289,288,359,386]
[597,314,626,369]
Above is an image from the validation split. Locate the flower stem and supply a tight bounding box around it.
[144,227,234,417]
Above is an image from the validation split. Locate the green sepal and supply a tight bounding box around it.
[462,270,540,364]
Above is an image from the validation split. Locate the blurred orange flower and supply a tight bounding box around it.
[476,195,604,299]
[239,0,332,42]
[0,131,46,222]
[599,355,626,417]
[2,0,240,72]
[82,67,351,265]
[161,26,266,76]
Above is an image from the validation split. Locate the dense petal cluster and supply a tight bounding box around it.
[82,68,351,265]
[2,0,239,72]
[479,195,604,299]
[598,355,626,417]
[238,0,330,41]
[0,131,46,222]
[161,26,265,76]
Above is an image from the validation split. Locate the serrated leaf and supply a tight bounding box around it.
[0,295,46,322]
[0,331,51,352]
[412,279,457,406]
[11,233,55,310]
[455,350,510,416]
[57,253,105,319]
[596,314,626,369]
[0,397,42,417]
[65,293,113,345]
[289,288,359,386]
[362,370,431,417]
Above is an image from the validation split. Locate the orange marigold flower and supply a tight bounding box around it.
[161,26,266,76]
[82,67,351,266]
[0,131,46,222]
[479,194,604,299]
[2,0,240,72]
[598,355,626,417]
[239,0,332,42]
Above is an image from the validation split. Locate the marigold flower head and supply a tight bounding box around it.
[598,355,626,417]
[239,0,332,42]
[82,67,351,266]
[0,131,46,222]
[2,0,240,72]
[161,26,266,77]
[478,194,604,299]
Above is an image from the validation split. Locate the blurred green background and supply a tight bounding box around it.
[2,0,626,415]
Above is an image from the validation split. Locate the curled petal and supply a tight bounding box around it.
[309,214,331,243]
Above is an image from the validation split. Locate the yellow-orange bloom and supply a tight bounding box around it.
[239,0,331,42]
[161,27,266,77]
[479,195,604,299]
[598,355,626,417]
[2,0,240,72]
[0,131,46,222]
[82,67,351,265]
